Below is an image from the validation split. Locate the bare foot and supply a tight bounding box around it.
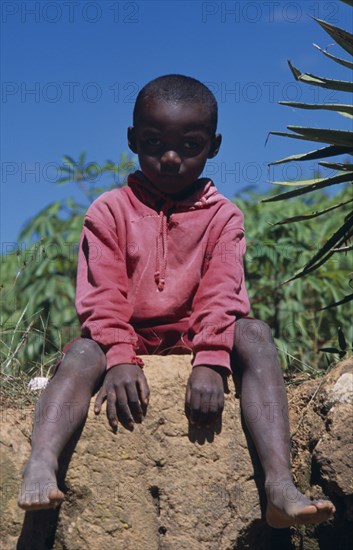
[18,457,64,510]
[265,479,335,528]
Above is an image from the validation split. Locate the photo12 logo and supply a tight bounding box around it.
[1,81,142,104]
[201,2,340,24]
[1,2,140,24]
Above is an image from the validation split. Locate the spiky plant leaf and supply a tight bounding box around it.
[314,17,353,56]
[279,102,353,116]
[268,129,353,148]
[272,199,353,225]
[262,172,353,201]
[319,294,353,310]
[269,145,352,165]
[319,162,353,170]
[283,213,353,282]
[288,127,353,147]
[288,60,353,91]
[313,43,353,69]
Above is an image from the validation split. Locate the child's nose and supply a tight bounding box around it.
[160,150,181,171]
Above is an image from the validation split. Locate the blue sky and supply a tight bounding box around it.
[1,0,352,246]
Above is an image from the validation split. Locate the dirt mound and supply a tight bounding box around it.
[1,356,352,549]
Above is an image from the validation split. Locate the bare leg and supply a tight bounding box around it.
[233,319,335,528]
[18,338,106,510]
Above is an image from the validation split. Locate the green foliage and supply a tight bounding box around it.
[264,2,353,306]
[0,153,136,376]
[237,190,352,374]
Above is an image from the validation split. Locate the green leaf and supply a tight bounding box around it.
[272,199,353,225]
[271,178,321,187]
[319,162,353,171]
[319,347,341,354]
[79,151,87,166]
[340,0,353,7]
[333,244,353,252]
[262,172,353,202]
[318,293,353,310]
[338,111,353,119]
[269,145,352,165]
[288,127,353,148]
[313,43,353,69]
[279,102,353,116]
[314,18,353,57]
[268,129,353,148]
[62,155,76,167]
[338,327,347,350]
[288,60,353,92]
[283,214,353,282]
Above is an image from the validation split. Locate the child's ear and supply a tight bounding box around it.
[208,133,222,159]
[127,127,137,153]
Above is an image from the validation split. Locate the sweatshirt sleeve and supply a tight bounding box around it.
[75,209,142,370]
[188,212,250,373]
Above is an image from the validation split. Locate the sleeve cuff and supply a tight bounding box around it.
[105,343,144,369]
[192,349,232,374]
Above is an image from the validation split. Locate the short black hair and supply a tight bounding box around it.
[133,74,218,135]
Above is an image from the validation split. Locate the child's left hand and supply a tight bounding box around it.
[185,365,226,428]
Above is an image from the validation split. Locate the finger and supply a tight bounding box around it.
[185,382,192,408]
[116,386,134,428]
[126,384,143,423]
[217,391,225,416]
[94,387,107,415]
[204,393,219,427]
[137,378,150,418]
[196,393,211,428]
[106,391,119,430]
[203,392,224,427]
[137,375,150,408]
[189,389,202,426]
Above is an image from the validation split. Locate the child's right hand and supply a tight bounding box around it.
[94,363,150,431]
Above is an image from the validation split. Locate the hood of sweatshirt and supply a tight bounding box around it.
[127,170,222,291]
[127,170,220,211]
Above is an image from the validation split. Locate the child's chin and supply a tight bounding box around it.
[151,179,187,195]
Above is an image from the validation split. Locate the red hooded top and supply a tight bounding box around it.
[76,171,250,372]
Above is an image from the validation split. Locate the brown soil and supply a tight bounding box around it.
[1,356,352,549]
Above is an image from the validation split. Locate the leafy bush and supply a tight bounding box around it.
[1,153,136,376]
[238,189,352,375]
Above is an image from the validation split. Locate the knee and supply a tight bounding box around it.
[63,338,106,371]
[234,318,274,354]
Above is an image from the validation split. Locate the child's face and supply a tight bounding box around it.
[128,99,221,198]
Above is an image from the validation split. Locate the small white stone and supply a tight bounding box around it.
[330,372,353,404]
[28,377,49,391]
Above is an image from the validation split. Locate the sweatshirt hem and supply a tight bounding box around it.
[106,344,144,369]
[192,349,232,373]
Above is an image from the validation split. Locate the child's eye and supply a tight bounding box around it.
[184,141,199,150]
[146,138,161,146]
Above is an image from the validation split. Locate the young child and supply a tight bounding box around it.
[19,74,335,528]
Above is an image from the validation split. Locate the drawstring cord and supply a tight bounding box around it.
[151,184,212,292]
[154,210,168,291]
[127,173,216,293]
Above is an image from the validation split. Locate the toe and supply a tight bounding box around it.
[315,500,335,512]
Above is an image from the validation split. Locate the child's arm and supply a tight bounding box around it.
[76,200,150,430]
[189,211,250,372]
[75,203,142,369]
[94,363,150,431]
[185,208,250,427]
